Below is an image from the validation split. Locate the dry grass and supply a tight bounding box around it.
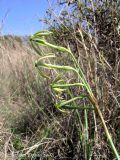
[0,36,62,159]
[0,36,36,114]
[0,2,120,158]
[0,36,39,159]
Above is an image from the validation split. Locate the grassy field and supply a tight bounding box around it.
[0,36,40,159]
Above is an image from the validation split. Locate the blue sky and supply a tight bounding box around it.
[0,0,49,35]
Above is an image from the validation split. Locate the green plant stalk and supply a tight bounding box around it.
[52,81,90,157]
[67,88,84,145]
[30,31,120,159]
[56,95,87,108]
[60,105,94,110]
[68,47,90,159]
[84,106,88,160]
[51,83,84,88]
[67,88,90,160]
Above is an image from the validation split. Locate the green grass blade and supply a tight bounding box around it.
[56,95,87,108]
[51,83,84,88]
